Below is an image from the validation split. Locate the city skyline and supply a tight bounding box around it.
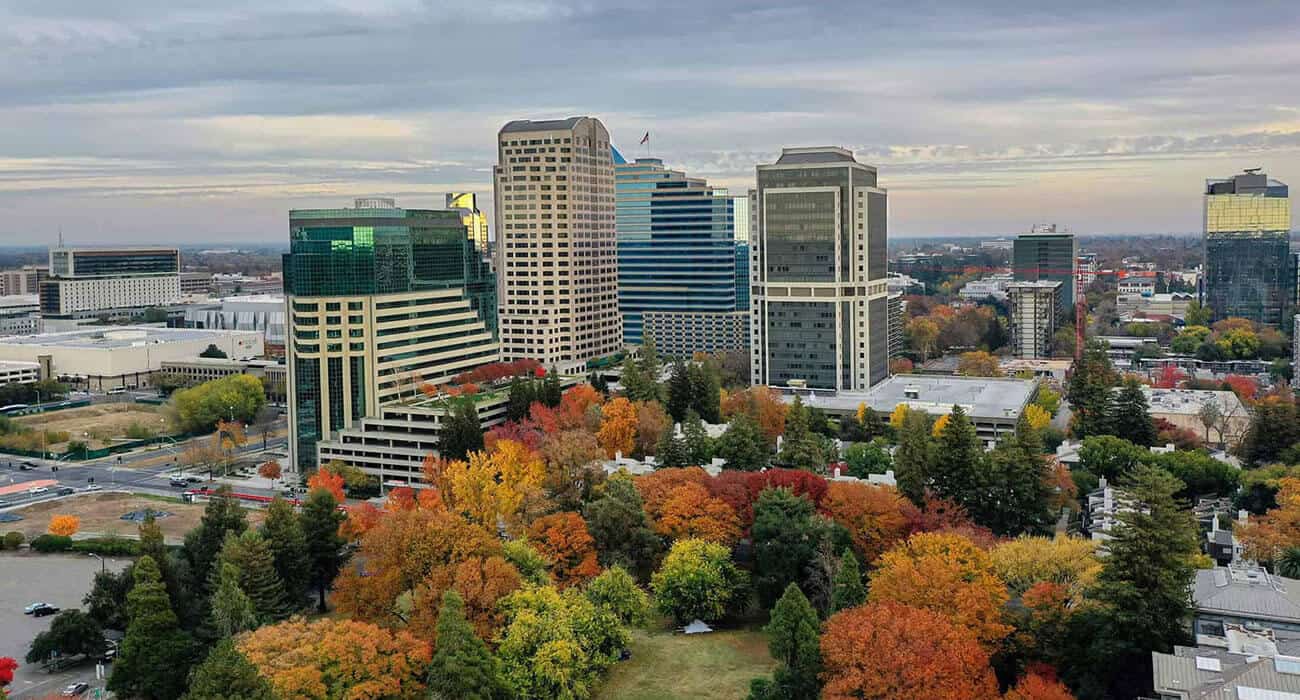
[1,1,1298,243]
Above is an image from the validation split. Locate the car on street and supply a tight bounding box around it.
[185,476,202,483]
[61,682,90,696]
[84,484,102,492]
[32,604,60,616]
[24,602,51,614]
[18,461,35,470]
[57,486,74,495]
[169,477,188,487]
[27,486,48,495]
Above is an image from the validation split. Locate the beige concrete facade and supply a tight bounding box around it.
[493,117,622,373]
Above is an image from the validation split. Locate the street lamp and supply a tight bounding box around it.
[87,552,106,574]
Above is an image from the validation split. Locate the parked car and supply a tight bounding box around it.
[56,487,74,495]
[26,486,48,495]
[33,604,60,617]
[84,484,102,492]
[61,682,90,696]
[185,476,202,483]
[23,602,51,614]
[169,477,188,488]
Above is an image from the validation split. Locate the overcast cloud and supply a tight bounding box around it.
[0,0,1297,243]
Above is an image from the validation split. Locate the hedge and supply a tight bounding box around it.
[30,534,73,552]
[2,531,23,550]
[70,537,141,557]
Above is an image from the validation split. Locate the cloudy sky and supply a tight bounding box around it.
[1,0,1298,244]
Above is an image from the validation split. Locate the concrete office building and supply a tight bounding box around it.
[493,117,622,373]
[1204,170,1292,326]
[1007,281,1062,359]
[183,295,287,353]
[40,247,181,317]
[447,192,490,260]
[0,266,48,296]
[1013,224,1077,314]
[615,155,748,356]
[0,360,40,385]
[887,292,905,359]
[284,198,499,472]
[159,358,287,402]
[0,295,40,336]
[751,147,889,390]
[179,272,213,296]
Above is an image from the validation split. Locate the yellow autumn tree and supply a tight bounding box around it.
[1024,404,1052,432]
[931,414,951,438]
[990,535,1101,601]
[444,439,545,535]
[889,404,911,429]
[597,397,638,458]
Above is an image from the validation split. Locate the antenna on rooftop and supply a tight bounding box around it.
[57,227,64,247]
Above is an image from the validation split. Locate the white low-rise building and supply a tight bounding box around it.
[0,360,40,385]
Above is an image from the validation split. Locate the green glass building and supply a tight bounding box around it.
[285,198,499,472]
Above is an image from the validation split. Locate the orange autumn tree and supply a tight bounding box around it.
[307,468,346,502]
[257,460,282,481]
[1238,477,1300,561]
[635,467,712,522]
[596,397,638,458]
[527,512,600,587]
[869,532,1012,648]
[654,482,742,544]
[409,554,522,644]
[442,440,545,535]
[819,482,912,565]
[48,515,80,537]
[721,386,787,445]
[1004,671,1077,700]
[821,601,999,700]
[557,384,603,431]
[238,618,431,700]
[634,400,671,458]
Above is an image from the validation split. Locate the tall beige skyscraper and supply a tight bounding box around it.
[493,117,622,373]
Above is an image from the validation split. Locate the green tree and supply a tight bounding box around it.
[502,539,551,587]
[442,397,483,460]
[171,373,266,433]
[427,590,508,700]
[688,361,722,423]
[752,487,825,608]
[497,585,627,700]
[843,439,891,479]
[777,396,825,471]
[1079,435,1148,482]
[975,416,1053,536]
[749,583,822,700]
[893,409,933,506]
[1277,547,1300,579]
[1184,301,1212,327]
[261,497,310,609]
[1239,396,1300,466]
[1063,465,1198,700]
[198,343,228,359]
[652,539,748,623]
[623,338,663,403]
[666,361,693,422]
[506,377,537,421]
[830,550,867,614]
[682,410,713,465]
[582,473,662,581]
[1035,386,1062,416]
[584,565,650,626]
[930,405,983,506]
[182,639,276,700]
[182,486,248,597]
[207,562,258,639]
[1067,341,1118,439]
[301,487,347,612]
[655,425,689,468]
[26,610,104,663]
[542,369,563,407]
[1108,377,1156,446]
[716,412,770,471]
[109,556,198,700]
[215,530,291,623]
[1147,450,1240,500]
[84,566,133,631]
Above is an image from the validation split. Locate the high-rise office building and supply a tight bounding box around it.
[1007,281,1062,358]
[751,146,889,390]
[614,155,747,356]
[40,247,180,317]
[0,266,48,296]
[1204,170,1292,326]
[1012,224,1077,315]
[493,117,622,373]
[284,198,499,472]
[446,193,490,261]
[732,193,751,313]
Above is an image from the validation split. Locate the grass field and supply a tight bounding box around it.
[7,492,264,542]
[15,403,180,449]
[596,626,775,700]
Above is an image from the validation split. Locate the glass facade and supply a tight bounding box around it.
[615,158,739,351]
[1204,172,1292,326]
[59,248,180,277]
[1012,228,1077,313]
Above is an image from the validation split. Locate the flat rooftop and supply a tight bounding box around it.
[0,326,255,350]
[1145,387,1245,416]
[794,374,1037,421]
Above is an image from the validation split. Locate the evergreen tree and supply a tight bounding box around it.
[777,396,825,471]
[216,530,291,623]
[301,487,348,612]
[619,354,650,403]
[829,550,866,613]
[261,497,310,609]
[427,590,507,700]
[1108,376,1157,446]
[582,473,662,581]
[182,486,248,595]
[208,561,257,638]
[1239,395,1300,466]
[588,371,608,394]
[1064,465,1198,699]
[84,565,133,631]
[682,410,713,465]
[636,336,663,401]
[1067,341,1118,439]
[441,397,483,460]
[749,583,822,700]
[655,424,689,467]
[139,513,192,626]
[666,361,693,421]
[183,639,276,700]
[688,361,722,423]
[752,488,825,608]
[975,416,1053,536]
[716,412,770,471]
[506,377,533,421]
[893,410,933,506]
[542,369,563,407]
[109,556,198,700]
[26,610,105,663]
[930,405,984,506]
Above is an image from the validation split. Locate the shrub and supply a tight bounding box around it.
[3,531,24,550]
[71,537,141,557]
[30,534,73,552]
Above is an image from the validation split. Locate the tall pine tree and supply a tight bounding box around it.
[109,556,198,700]
[441,398,483,460]
[655,424,689,467]
[666,361,693,421]
[777,396,825,471]
[301,487,348,612]
[1067,341,1118,439]
[682,410,713,465]
[930,405,984,507]
[261,497,310,610]
[893,409,933,506]
[829,550,866,613]
[207,561,257,639]
[749,583,822,700]
[427,590,508,700]
[215,530,292,624]
[183,639,276,700]
[716,412,770,471]
[1108,376,1157,446]
[976,416,1053,536]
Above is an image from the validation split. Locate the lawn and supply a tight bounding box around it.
[597,626,775,700]
[15,403,180,449]
[7,492,264,542]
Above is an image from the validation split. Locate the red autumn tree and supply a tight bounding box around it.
[527,512,600,588]
[821,601,999,700]
[529,402,560,435]
[654,482,742,544]
[0,656,16,686]
[905,495,998,548]
[557,384,603,430]
[820,481,912,565]
[708,470,757,528]
[485,419,545,453]
[746,468,828,506]
[307,468,346,502]
[1004,671,1076,700]
[409,555,522,644]
[721,386,788,445]
[257,460,282,481]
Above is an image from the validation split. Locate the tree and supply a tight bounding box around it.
[216,530,292,623]
[409,555,523,645]
[444,440,545,535]
[528,512,600,587]
[1108,377,1156,446]
[182,486,248,595]
[751,584,822,700]
[777,396,825,470]
[582,473,662,581]
[688,361,723,423]
[821,601,998,700]
[238,618,431,700]
[722,386,788,446]
[716,412,770,470]
[597,396,638,458]
[652,538,748,623]
[26,610,104,663]
[751,487,827,608]
[0,656,16,689]
[171,373,266,433]
[47,514,79,537]
[109,556,198,700]
[427,591,507,700]
[930,405,984,507]
[655,424,689,467]
[183,639,276,700]
[973,416,1054,536]
[1237,477,1300,561]
[869,532,1011,647]
[257,460,281,481]
[667,361,693,421]
[540,429,606,511]
[208,561,258,638]
[1078,435,1148,481]
[584,565,650,626]
[307,467,346,502]
[497,585,627,700]
[843,439,891,479]
[542,370,563,407]
[1005,671,1077,700]
[1239,394,1300,465]
[1066,342,1117,439]
[261,497,310,609]
[1024,404,1052,432]
[830,550,867,613]
[199,343,228,359]
[908,317,941,362]
[634,400,671,458]
[892,408,932,505]
[442,398,484,460]
[84,566,133,631]
[503,539,551,586]
[682,410,713,465]
[1146,450,1240,500]
[957,350,1003,377]
[991,536,1101,600]
[819,481,911,565]
[655,482,742,544]
[301,487,347,612]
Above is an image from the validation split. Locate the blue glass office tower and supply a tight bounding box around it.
[615,154,749,357]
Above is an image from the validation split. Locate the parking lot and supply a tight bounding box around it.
[0,552,128,698]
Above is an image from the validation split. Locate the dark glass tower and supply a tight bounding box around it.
[1203,171,1292,326]
[1012,225,1077,316]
